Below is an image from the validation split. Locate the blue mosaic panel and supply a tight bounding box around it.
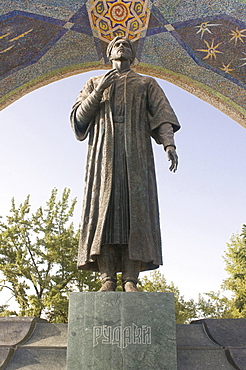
[0,11,67,78]
[69,5,93,36]
[1,2,246,90]
[173,15,246,88]
[144,6,246,89]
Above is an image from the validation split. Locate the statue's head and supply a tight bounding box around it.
[106,36,135,64]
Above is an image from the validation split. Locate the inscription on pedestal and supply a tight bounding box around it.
[93,323,151,348]
[67,292,177,370]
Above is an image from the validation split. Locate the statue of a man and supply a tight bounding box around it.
[70,37,180,292]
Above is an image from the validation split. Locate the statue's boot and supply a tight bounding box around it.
[122,246,141,292]
[98,279,116,291]
[123,280,138,292]
[97,245,117,291]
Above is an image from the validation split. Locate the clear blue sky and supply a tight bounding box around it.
[0,70,246,308]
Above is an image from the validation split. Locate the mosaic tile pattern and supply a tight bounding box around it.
[174,15,246,88]
[87,0,151,42]
[0,11,67,79]
[0,0,245,127]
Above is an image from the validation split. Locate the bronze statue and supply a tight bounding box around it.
[70,37,180,292]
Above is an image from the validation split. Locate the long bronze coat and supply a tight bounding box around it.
[71,70,180,271]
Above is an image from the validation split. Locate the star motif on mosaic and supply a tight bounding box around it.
[0,44,14,54]
[0,28,34,54]
[1,7,246,89]
[219,61,235,74]
[0,11,67,78]
[175,15,246,86]
[0,32,10,40]
[240,52,246,67]
[196,39,223,60]
[229,27,246,45]
[195,21,221,39]
[9,28,33,42]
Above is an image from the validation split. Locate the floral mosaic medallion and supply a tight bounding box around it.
[87,0,151,42]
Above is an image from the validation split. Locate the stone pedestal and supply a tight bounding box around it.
[66,292,177,370]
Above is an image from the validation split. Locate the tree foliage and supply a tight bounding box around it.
[222,225,246,317]
[0,304,16,317]
[195,224,246,320]
[196,291,233,319]
[139,270,197,324]
[1,189,245,323]
[0,188,101,322]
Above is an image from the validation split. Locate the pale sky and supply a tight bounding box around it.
[1,70,246,309]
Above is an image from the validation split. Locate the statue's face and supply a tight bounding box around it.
[110,39,133,62]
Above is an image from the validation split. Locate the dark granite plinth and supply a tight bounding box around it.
[66,292,177,370]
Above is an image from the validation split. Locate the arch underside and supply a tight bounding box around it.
[0,0,245,128]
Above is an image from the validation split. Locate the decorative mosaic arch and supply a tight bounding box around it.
[0,0,246,127]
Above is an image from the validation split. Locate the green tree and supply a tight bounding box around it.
[222,224,246,317]
[2,189,243,324]
[196,291,233,319]
[0,188,101,322]
[138,270,197,324]
[0,303,16,317]
[196,224,246,320]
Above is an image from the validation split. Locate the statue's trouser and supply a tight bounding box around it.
[97,245,141,286]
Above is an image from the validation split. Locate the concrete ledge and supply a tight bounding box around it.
[177,349,236,369]
[0,348,14,370]
[0,318,67,370]
[1,316,246,369]
[21,323,68,348]
[177,324,220,350]
[5,348,67,370]
[192,319,246,348]
[0,317,46,347]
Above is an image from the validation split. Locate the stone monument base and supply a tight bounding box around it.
[66,292,177,370]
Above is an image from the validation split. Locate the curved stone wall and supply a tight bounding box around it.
[0,0,245,127]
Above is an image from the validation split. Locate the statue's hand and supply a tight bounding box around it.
[95,69,118,94]
[166,146,178,172]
